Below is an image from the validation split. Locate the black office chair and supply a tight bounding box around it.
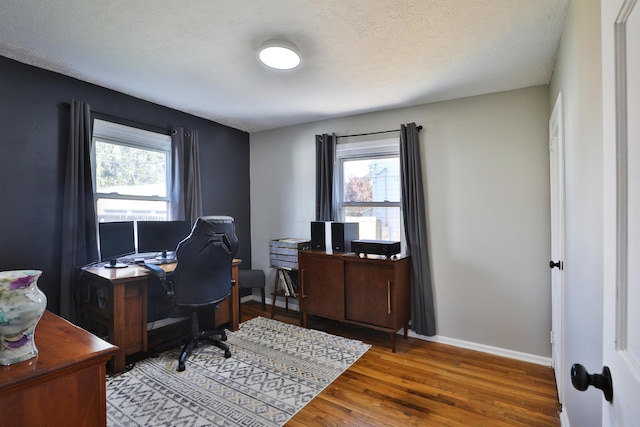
[145,216,238,371]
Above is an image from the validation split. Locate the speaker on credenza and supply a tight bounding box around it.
[310,221,360,253]
[310,221,327,250]
[331,222,359,253]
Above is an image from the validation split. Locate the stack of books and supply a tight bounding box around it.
[277,269,298,298]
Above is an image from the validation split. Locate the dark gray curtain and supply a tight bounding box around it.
[170,128,203,226]
[315,133,337,221]
[400,123,436,336]
[60,101,98,323]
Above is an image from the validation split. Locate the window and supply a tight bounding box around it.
[337,136,403,243]
[92,119,172,223]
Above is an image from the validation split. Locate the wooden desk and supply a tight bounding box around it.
[80,259,241,373]
[0,311,118,427]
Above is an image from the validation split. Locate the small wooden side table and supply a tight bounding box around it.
[269,267,303,325]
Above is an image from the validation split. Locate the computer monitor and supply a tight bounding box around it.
[98,221,135,268]
[137,220,192,263]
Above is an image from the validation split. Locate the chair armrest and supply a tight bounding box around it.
[142,263,175,298]
[141,262,165,277]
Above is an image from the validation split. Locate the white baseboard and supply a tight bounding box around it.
[257,295,551,366]
[407,331,552,366]
[240,295,257,304]
[559,407,570,427]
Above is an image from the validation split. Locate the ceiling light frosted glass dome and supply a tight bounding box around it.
[258,41,301,70]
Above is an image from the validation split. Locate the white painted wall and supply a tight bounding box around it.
[549,0,604,425]
[250,86,551,358]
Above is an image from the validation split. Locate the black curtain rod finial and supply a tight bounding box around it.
[170,129,191,137]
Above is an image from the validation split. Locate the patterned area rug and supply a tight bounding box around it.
[106,316,371,426]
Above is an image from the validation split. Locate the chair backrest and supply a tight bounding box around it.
[197,215,238,255]
[172,216,239,307]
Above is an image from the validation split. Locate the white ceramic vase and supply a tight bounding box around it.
[0,270,47,365]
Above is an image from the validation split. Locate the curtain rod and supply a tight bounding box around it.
[61,102,188,136]
[336,125,422,139]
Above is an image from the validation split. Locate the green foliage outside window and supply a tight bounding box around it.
[95,141,166,191]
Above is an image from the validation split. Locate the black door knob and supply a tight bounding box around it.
[549,260,562,269]
[571,363,613,402]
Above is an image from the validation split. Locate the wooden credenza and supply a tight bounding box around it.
[0,311,118,427]
[298,250,411,351]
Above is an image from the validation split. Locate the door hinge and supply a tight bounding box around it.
[550,331,554,344]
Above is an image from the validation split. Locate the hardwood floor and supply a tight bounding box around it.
[241,301,560,427]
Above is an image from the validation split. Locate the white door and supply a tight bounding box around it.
[602,0,640,424]
[549,92,566,410]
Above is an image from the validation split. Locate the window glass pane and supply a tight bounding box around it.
[345,207,402,241]
[338,138,403,248]
[95,141,167,197]
[96,198,168,223]
[343,157,400,203]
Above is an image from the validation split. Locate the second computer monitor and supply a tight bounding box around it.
[137,220,191,262]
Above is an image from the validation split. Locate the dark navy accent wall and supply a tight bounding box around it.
[0,56,251,315]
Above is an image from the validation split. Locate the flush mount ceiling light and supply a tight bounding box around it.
[258,40,301,70]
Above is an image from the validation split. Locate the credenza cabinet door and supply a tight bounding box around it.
[345,261,396,328]
[299,251,345,320]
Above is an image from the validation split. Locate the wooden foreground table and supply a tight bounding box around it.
[0,311,118,427]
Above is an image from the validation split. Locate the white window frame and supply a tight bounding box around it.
[336,136,405,246]
[91,119,172,222]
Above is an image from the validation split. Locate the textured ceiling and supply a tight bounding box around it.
[0,0,568,133]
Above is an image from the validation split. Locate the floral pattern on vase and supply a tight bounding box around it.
[0,270,47,365]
